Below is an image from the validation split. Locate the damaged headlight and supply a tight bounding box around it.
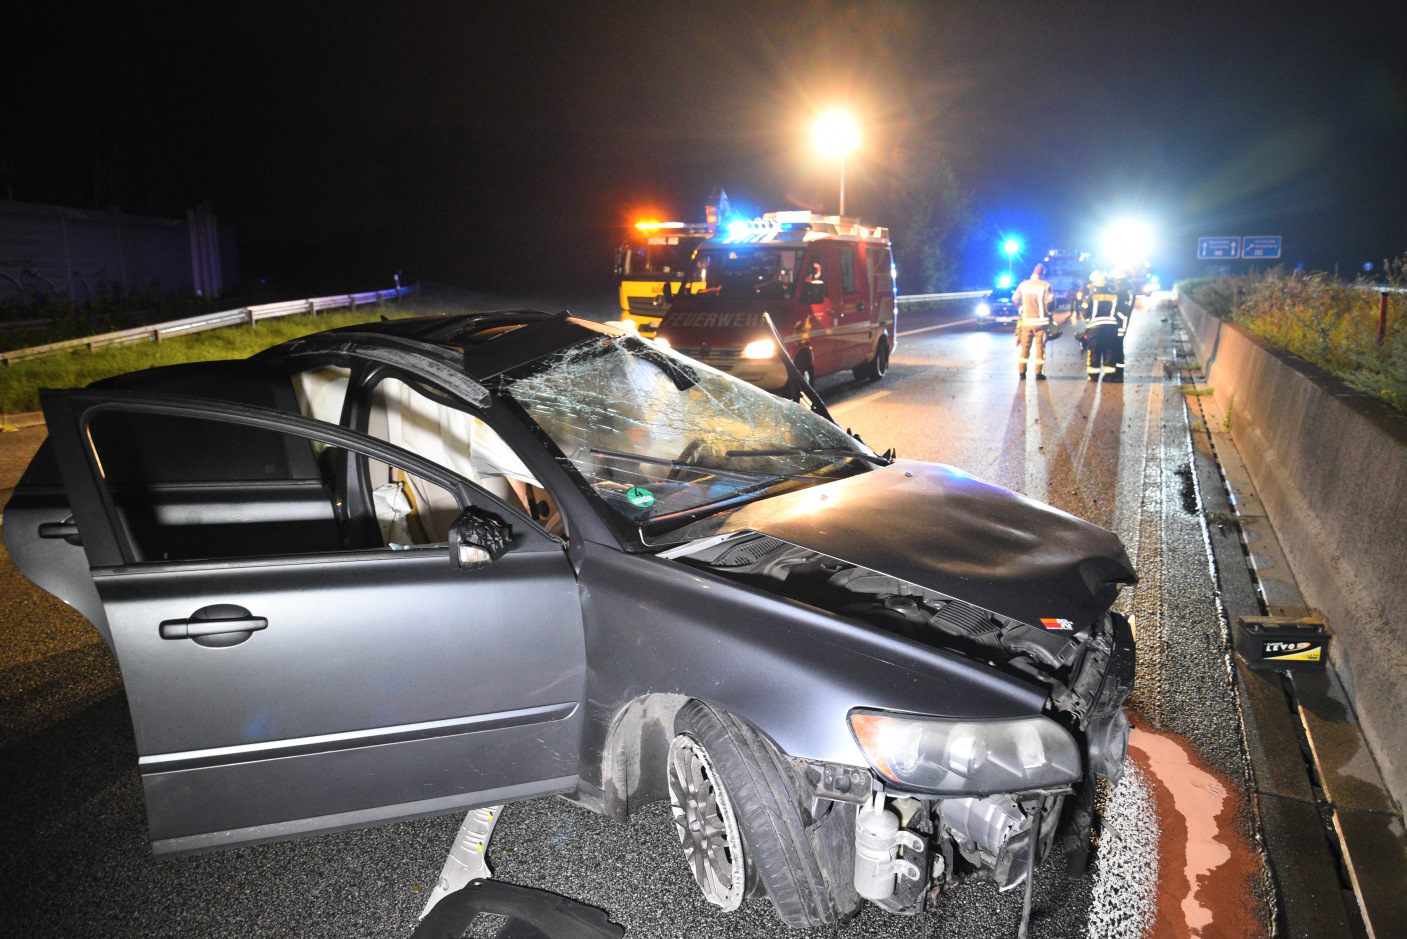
[848,709,1081,795]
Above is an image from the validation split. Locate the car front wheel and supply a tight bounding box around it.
[853,335,889,382]
[668,700,858,927]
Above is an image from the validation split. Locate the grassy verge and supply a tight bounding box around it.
[1,301,437,415]
[0,290,243,353]
[1177,255,1407,411]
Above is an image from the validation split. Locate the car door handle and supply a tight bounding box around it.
[39,519,82,544]
[160,604,268,640]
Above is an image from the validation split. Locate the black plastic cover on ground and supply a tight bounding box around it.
[409,879,625,939]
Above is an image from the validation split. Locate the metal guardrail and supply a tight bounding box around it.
[0,285,417,365]
[896,290,989,303]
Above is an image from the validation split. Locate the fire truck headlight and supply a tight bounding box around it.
[617,319,639,333]
[976,303,991,318]
[652,336,671,351]
[743,339,776,359]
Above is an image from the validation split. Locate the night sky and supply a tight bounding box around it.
[5,1,1405,295]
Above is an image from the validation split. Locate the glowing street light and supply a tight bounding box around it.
[813,110,861,216]
[1002,236,1023,279]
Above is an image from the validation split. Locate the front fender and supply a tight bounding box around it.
[575,544,1046,799]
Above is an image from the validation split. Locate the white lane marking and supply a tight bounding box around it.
[830,389,891,413]
[1074,381,1103,476]
[1024,389,1048,503]
[898,317,976,337]
[1112,316,1165,569]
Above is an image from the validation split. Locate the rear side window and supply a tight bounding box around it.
[839,246,858,295]
[867,247,894,293]
[90,410,319,484]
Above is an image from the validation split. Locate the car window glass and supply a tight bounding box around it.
[91,408,316,484]
[86,408,461,564]
[867,247,893,292]
[839,246,857,295]
[364,377,564,536]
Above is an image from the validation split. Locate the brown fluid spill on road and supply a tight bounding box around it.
[1128,725,1265,939]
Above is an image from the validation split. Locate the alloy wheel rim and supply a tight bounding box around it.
[668,734,745,910]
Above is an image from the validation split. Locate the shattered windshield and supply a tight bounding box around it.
[494,334,875,538]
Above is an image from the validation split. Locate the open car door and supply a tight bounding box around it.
[38,387,585,855]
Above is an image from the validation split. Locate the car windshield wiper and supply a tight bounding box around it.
[640,476,812,539]
[724,447,891,467]
[586,447,788,483]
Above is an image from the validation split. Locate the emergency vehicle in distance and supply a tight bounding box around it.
[616,221,714,337]
[974,286,1020,329]
[615,190,731,336]
[651,211,896,395]
[1041,250,1090,311]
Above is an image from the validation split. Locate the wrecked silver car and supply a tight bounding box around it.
[3,311,1136,928]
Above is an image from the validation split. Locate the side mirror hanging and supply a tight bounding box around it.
[449,506,513,568]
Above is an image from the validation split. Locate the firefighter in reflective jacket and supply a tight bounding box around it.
[1110,267,1135,381]
[1015,264,1055,380]
[1081,270,1126,382]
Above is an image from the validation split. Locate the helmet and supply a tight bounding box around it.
[1090,270,1108,286]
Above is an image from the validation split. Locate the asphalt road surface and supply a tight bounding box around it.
[0,296,1270,937]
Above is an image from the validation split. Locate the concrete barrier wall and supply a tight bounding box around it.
[1179,295,1407,806]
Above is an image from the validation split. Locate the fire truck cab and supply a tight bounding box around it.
[616,221,715,337]
[652,212,896,395]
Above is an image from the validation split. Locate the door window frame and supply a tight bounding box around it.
[43,387,548,571]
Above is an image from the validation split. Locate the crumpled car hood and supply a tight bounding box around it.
[697,459,1137,629]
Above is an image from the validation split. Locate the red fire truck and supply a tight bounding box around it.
[652,212,896,395]
[1041,250,1090,311]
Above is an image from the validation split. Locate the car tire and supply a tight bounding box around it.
[668,700,857,928]
[853,336,889,382]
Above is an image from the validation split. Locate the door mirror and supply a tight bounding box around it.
[449,506,513,568]
[662,280,674,302]
[801,281,827,305]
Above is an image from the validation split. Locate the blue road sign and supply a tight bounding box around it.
[1242,236,1282,259]
[1198,237,1240,260]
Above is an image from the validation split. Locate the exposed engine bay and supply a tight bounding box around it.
[668,529,1137,914]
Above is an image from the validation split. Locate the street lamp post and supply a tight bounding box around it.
[813,111,860,216]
